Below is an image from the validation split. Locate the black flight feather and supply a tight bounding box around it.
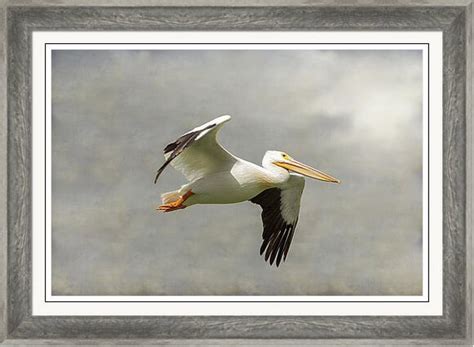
[250,188,299,267]
[154,123,215,184]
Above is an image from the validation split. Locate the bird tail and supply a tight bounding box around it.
[161,190,181,204]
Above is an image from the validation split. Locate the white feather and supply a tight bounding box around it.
[280,175,305,224]
[166,115,235,182]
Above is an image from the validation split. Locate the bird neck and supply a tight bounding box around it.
[261,162,290,185]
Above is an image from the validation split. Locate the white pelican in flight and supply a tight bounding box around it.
[154,115,340,266]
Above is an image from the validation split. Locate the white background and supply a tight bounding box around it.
[32,31,442,316]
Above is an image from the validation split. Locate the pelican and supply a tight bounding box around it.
[154,115,340,266]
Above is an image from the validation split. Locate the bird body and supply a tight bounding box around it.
[182,161,269,205]
[155,115,339,266]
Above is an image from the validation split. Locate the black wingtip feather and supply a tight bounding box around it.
[164,142,177,154]
[250,188,299,267]
[155,123,217,184]
[275,226,291,266]
[154,166,165,184]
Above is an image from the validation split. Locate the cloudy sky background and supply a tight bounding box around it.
[51,49,423,295]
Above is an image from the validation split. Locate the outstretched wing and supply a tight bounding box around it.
[250,175,305,267]
[154,115,236,183]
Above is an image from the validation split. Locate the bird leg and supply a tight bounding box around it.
[156,190,194,213]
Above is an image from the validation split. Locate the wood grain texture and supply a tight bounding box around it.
[2,3,471,344]
[0,2,7,344]
[3,0,474,6]
[442,9,468,338]
[4,6,466,31]
[6,4,31,338]
[1,338,473,345]
[467,3,473,344]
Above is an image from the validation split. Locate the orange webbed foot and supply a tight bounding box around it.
[156,190,194,213]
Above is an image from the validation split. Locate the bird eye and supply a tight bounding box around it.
[282,153,287,158]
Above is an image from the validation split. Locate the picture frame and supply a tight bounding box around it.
[1,1,472,344]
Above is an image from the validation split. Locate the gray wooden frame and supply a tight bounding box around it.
[0,1,472,345]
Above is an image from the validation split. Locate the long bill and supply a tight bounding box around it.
[275,159,340,183]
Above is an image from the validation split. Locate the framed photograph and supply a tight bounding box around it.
[1,2,472,345]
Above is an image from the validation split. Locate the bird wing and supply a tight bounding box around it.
[250,175,305,266]
[154,115,236,183]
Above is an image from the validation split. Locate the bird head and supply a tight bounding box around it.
[264,150,340,183]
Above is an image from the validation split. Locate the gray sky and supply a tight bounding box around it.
[51,49,423,296]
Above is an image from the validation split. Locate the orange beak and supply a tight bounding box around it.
[275,159,340,183]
